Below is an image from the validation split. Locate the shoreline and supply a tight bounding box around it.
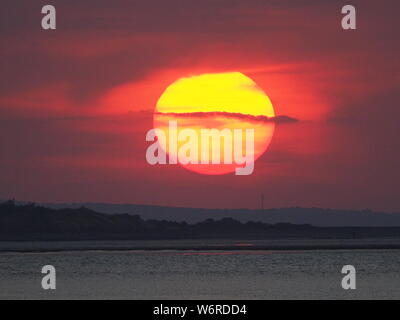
[2,243,400,254]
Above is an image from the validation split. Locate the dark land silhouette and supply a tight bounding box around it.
[38,201,400,227]
[1,201,400,242]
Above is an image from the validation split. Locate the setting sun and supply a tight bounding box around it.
[152,72,276,175]
[156,72,275,117]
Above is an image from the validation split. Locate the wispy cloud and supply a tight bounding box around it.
[155,111,299,123]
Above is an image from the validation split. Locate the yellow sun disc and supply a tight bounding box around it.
[154,72,275,175]
[156,72,275,117]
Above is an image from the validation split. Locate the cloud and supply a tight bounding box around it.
[1,0,398,117]
[155,111,299,123]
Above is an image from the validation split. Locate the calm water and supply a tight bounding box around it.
[0,240,399,299]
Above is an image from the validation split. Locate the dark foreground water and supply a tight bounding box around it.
[0,240,399,299]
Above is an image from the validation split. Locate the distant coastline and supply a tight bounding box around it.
[5,199,400,227]
[2,241,400,254]
[1,201,400,247]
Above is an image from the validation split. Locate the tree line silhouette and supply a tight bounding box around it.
[0,200,399,241]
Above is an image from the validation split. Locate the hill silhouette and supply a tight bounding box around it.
[1,201,400,241]
[36,201,400,227]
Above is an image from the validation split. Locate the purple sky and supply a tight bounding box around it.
[0,0,399,211]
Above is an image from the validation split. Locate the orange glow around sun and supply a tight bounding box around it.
[153,72,275,175]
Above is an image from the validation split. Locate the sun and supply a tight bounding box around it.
[153,72,275,175]
[156,72,275,117]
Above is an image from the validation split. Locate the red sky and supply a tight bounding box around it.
[0,0,399,211]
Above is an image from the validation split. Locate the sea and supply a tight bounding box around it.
[0,239,399,299]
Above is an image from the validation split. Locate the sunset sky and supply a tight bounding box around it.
[0,0,399,211]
